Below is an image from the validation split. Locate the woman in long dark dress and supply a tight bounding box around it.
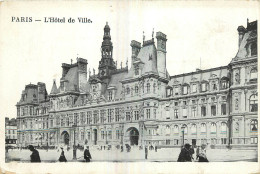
[84,146,92,162]
[177,143,194,162]
[59,147,67,162]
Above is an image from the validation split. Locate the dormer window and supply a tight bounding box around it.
[166,87,172,97]
[251,42,257,56]
[108,91,113,100]
[192,84,197,93]
[183,86,188,95]
[174,86,179,95]
[92,85,97,92]
[212,83,217,91]
[250,68,257,83]
[60,82,64,91]
[134,66,139,76]
[221,77,229,89]
[126,87,130,95]
[201,83,207,92]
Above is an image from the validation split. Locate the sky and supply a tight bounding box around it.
[0,1,259,118]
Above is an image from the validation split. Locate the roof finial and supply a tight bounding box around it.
[247,18,249,24]
[89,68,91,77]
[120,62,122,69]
[106,21,108,25]
[126,58,128,67]
[71,59,73,65]
[152,28,154,38]
[116,61,117,68]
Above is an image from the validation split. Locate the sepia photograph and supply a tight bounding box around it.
[0,1,259,174]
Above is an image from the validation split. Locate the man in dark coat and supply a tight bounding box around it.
[177,143,193,162]
[145,146,148,159]
[28,145,41,163]
[84,146,92,162]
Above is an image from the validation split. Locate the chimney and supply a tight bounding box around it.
[61,63,71,78]
[156,31,167,78]
[237,26,246,48]
[130,40,141,65]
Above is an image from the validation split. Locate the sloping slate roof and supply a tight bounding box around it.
[50,81,59,94]
[138,44,158,75]
[64,67,78,91]
[235,31,251,59]
[106,71,128,99]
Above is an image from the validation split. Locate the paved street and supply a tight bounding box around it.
[6,146,258,163]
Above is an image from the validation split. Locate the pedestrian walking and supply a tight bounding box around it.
[155,146,157,152]
[58,147,67,162]
[197,144,209,162]
[84,146,92,162]
[145,146,148,159]
[177,143,193,162]
[28,145,41,163]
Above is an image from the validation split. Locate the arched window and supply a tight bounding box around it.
[182,125,188,135]
[201,123,206,134]
[250,120,258,132]
[191,124,197,135]
[250,68,257,80]
[174,125,179,134]
[210,123,217,134]
[250,94,258,112]
[165,125,170,135]
[221,122,227,135]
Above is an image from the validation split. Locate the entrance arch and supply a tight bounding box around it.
[126,127,139,145]
[61,131,69,145]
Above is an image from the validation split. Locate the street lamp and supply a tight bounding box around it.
[72,124,77,160]
[181,125,185,147]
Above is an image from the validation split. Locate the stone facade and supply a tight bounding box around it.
[16,21,258,149]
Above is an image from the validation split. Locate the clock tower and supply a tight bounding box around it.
[156,32,167,78]
[98,22,116,79]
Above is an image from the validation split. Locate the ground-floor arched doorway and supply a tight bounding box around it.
[126,127,139,145]
[61,131,69,145]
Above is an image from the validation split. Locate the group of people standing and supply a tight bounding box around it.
[177,143,209,162]
[28,145,92,163]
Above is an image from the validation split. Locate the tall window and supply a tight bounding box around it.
[221,104,226,115]
[174,125,179,134]
[166,125,170,135]
[116,130,120,139]
[191,107,196,117]
[251,120,258,132]
[115,108,120,122]
[192,84,197,93]
[108,91,113,100]
[126,111,131,121]
[134,111,139,120]
[81,131,84,141]
[86,111,91,124]
[201,123,206,134]
[183,86,188,95]
[135,86,139,94]
[147,83,150,93]
[107,109,112,123]
[221,122,227,135]
[153,109,156,119]
[66,116,70,126]
[166,88,172,97]
[87,132,90,140]
[250,94,258,112]
[100,110,105,123]
[191,124,197,135]
[146,109,150,119]
[93,110,98,124]
[221,78,229,89]
[174,86,179,95]
[108,130,112,139]
[174,109,179,119]
[135,67,139,75]
[210,123,217,134]
[182,108,187,118]
[153,83,156,93]
[211,105,216,116]
[101,130,105,139]
[201,83,207,92]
